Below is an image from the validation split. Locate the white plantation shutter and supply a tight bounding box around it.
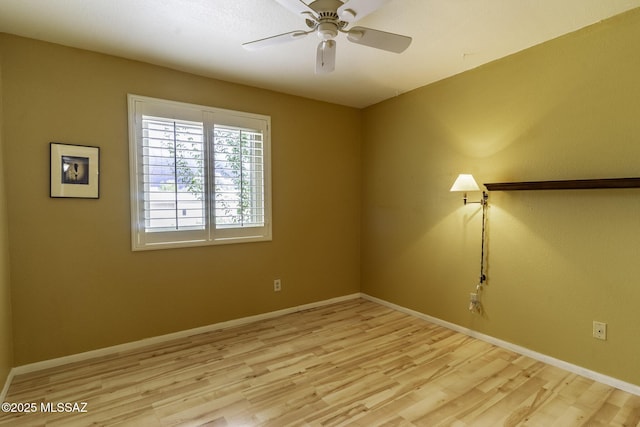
[213,126,265,227]
[142,117,205,232]
[129,95,271,250]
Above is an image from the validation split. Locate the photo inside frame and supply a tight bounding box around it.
[61,155,90,185]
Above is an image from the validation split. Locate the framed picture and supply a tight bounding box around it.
[50,142,100,198]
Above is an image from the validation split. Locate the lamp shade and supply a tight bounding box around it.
[450,174,480,192]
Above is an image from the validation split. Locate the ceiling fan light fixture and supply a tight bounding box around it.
[316,39,336,73]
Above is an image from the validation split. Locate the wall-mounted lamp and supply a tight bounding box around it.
[450,174,489,314]
[449,174,488,205]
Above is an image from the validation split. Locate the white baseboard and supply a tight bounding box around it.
[0,368,15,402]
[361,293,640,397]
[4,293,361,388]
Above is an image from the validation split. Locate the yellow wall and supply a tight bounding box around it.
[0,34,361,365]
[0,56,14,385]
[362,8,640,385]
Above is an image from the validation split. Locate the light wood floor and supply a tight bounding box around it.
[1,298,639,426]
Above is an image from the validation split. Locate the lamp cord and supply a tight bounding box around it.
[470,192,488,314]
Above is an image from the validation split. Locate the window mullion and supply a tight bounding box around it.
[203,112,215,241]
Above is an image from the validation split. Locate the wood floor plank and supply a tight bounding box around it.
[1,298,638,426]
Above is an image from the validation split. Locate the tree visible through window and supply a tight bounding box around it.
[129,95,271,250]
[213,126,265,228]
[143,117,205,232]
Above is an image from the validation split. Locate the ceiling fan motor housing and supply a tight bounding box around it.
[317,21,338,39]
[310,0,348,40]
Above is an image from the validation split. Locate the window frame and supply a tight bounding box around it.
[128,94,272,251]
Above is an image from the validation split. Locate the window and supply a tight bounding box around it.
[128,95,271,250]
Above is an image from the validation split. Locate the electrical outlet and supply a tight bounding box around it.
[593,321,607,340]
[273,279,281,292]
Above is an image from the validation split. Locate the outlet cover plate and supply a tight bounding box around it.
[593,321,607,340]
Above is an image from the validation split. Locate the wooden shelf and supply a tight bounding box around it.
[484,177,640,191]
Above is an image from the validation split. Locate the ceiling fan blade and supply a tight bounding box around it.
[242,30,309,51]
[315,40,336,74]
[346,26,411,53]
[273,0,316,17]
[338,0,389,22]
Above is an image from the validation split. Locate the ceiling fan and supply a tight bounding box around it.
[242,0,412,73]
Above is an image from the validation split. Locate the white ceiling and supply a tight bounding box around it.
[1,0,639,108]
